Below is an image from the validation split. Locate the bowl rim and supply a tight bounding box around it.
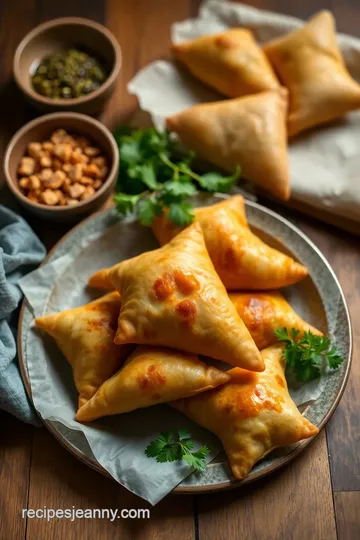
[3,111,119,212]
[13,16,122,107]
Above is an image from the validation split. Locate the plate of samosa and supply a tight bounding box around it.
[18,194,351,495]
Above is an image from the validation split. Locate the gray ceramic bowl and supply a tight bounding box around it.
[4,112,119,222]
[13,17,121,115]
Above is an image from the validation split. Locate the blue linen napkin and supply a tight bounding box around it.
[0,205,46,425]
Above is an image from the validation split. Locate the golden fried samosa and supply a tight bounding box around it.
[172,28,279,97]
[230,291,322,349]
[76,345,230,422]
[89,223,264,372]
[166,89,290,200]
[152,196,308,290]
[263,11,360,136]
[172,343,318,480]
[35,292,130,409]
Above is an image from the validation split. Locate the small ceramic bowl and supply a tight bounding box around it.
[13,17,121,115]
[4,112,119,222]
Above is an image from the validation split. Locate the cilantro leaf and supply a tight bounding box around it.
[274,327,293,343]
[145,431,210,471]
[161,179,197,200]
[168,202,194,226]
[137,197,162,226]
[119,139,142,165]
[275,327,344,383]
[327,347,344,369]
[128,163,159,190]
[183,446,210,471]
[114,126,241,227]
[198,166,241,193]
[178,429,192,441]
[145,432,173,458]
[113,193,140,216]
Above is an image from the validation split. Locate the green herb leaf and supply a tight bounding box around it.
[168,201,195,226]
[137,197,162,227]
[182,446,210,471]
[113,193,141,216]
[119,139,142,165]
[145,432,173,458]
[145,431,210,471]
[162,179,197,199]
[327,347,344,369]
[198,166,241,193]
[114,126,241,226]
[275,327,344,383]
[178,429,192,442]
[128,163,159,190]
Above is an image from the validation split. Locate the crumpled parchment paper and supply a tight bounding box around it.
[128,0,360,225]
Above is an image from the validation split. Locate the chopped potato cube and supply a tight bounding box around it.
[28,175,41,190]
[28,142,42,160]
[19,177,30,190]
[81,186,96,200]
[43,170,66,189]
[83,163,100,178]
[84,146,101,157]
[51,129,67,144]
[53,143,73,162]
[18,157,36,176]
[40,155,52,168]
[68,183,86,199]
[69,163,84,181]
[41,189,60,205]
[39,168,54,182]
[93,179,103,190]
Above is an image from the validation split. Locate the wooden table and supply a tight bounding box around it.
[1,1,359,539]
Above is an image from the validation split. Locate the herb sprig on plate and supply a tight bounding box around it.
[145,429,210,471]
[113,127,240,226]
[275,328,343,383]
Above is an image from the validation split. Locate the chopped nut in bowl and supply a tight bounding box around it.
[4,112,119,222]
[17,128,109,207]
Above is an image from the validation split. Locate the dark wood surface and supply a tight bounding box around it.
[0,1,359,539]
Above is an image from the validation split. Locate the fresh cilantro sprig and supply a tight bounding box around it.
[145,429,210,472]
[274,328,344,383]
[113,127,241,226]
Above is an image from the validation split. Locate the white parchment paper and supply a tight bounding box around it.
[18,204,327,504]
[128,0,360,225]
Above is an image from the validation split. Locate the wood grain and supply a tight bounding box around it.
[298,220,360,491]
[0,1,359,539]
[103,0,192,129]
[334,492,360,540]
[197,431,337,540]
[26,427,195,540]
[0,412,32,540]
[36,0,105,23]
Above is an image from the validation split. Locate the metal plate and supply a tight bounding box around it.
[18,196,352,493]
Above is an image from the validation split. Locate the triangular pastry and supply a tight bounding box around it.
[89,222,264,371]
[152,196,308,290]
[229,291,322,349]
[76,345,230,421]
[263,11,360,136]
[35,292,130,409]
[172,28,279,98]
[166,89,290,200]
[172,343,319,480]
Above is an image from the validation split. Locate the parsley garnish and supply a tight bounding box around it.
[145,430,210,472]
[113,127,241,226]
[274,328,344,383]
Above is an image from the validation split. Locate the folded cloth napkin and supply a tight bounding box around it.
[0,205,46,425]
